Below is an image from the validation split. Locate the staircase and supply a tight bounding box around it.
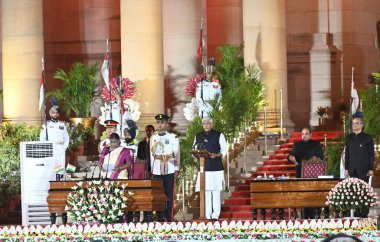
[219,131,342,221]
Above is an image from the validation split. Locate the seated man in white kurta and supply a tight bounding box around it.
[194,117,227,220]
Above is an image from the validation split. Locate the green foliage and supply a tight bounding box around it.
[216,44,245,89]
[178,44,266,179]
[47,62,100,118]
[212,44,267,142]
[0,122,40,178]
[0,173,21,207]
[66,123,94,151]
[359,74,380,143]
[324,142,344,177]
[0,122,40,205]
[179,117,203,177]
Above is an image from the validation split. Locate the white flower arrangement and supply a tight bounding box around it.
[65,180,133,224]
[183,97,199,121]
[0,219,378,241]
[326,177,379,211]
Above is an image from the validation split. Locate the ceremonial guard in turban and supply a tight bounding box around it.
[40,105,70,167]
[150,114,180,222]
[195,65,221,118]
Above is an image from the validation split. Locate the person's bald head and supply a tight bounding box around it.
[301,127,311,142]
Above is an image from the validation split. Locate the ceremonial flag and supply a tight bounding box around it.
[101,53,110,89]
[350,68,359,115]
[351,80,359,114]
[66,164,77,173]
[38,71,45,111]
[339,147,346,179]
[53,164,65,174]
[197,18,205,67]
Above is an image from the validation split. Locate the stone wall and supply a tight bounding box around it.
[286,0,380,128]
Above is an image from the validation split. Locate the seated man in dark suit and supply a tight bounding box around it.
[287,127,324,219]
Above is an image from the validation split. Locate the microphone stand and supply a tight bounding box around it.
[88,160,98,180]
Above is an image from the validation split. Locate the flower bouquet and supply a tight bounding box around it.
[65,180,133,224]
[326,178,379,213]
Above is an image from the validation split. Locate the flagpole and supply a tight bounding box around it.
[106,38,113,121]
[349,67,354,134]
[199,18,204,73]
[42,57,48,141]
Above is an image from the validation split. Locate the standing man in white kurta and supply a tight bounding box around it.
[150,114,180,222]
[195,117,227,220]
[40,106,70,168]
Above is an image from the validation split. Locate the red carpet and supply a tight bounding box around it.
[219,131,342,220]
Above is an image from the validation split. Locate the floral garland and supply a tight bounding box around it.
[0,219,378,241]
[101,77,136,101]
[183,74,204,97]
[326,178,379,211]
[65,180,133,224]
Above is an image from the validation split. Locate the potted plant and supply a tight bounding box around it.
[47,62,100,127]
[316,106,329,126]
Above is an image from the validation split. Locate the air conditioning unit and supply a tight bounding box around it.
[20,141,55,225]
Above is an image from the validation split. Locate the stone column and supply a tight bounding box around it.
[120,0,164,128]
[309,34,338,127]
[162,0,201,133]
[2,0,44,124]
[309,0,340,127]
[243,0,293,129]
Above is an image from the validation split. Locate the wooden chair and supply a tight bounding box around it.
[301,156,328,218]
[301,156,327,178]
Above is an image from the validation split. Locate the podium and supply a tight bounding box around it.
[192,150,210,220]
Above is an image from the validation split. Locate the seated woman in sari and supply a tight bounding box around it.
[98,133,134,179]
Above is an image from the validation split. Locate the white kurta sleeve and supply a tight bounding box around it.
[39,123,47,141]
[219,133,227,157]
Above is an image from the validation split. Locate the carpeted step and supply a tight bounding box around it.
[223,197,250,205]
[263,160,290,165]
[269,154,289,160]
[220,211,252,219]
[231,191,250,197]
[280,143,294,149]
[237,184,250,191]
[257,164,295,171]
[274,149,291,154]
[222,205,252,212]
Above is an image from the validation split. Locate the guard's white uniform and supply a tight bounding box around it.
[105,101,122,125]
[40,120,69,167]
[195,80,221,118]
[149,132,180,175]
[103,101,133,137]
